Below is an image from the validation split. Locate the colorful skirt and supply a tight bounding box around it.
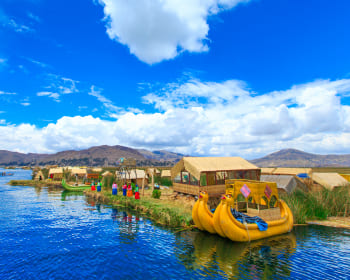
[127,190,133,197]
[91,185,96,191]
[122,188,127,196]
[112,188,118,195]
[135,191,140,199]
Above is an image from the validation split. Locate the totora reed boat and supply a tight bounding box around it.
[192,179,294,242]
[61,179,91,192]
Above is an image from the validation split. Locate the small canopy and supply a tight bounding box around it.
[225,179,279,206]
[172,157,260,180]
[312,173,349,190]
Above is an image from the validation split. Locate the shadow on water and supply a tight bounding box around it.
[176,231,296,279]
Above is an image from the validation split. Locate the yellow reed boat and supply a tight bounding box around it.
[193,191,216,234]
[218,179,293,242]
[192,179,294,242]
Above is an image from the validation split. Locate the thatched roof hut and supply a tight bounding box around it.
[260,174,307,194]
[48,167,64,180]
[161,169,171,179]
[33,170,45,181]
[312,173,349,190]
[171,157,261,197]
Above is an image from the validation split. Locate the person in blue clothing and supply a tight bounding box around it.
[97,181,102,192]
[112,182,118,195]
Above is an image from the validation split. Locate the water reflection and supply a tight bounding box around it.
[61,190,84,201]
[177,231,296,279]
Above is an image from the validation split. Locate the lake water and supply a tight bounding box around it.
[1,169,350,279]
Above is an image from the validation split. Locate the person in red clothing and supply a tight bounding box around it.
[91,181,96,191]
[134,184,140,199]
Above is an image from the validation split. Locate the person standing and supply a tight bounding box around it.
[127,184,133,197]
[134,184,140,200]
[97,181,101,192]
[122,183,127,196]
[91,181,96,191]
[112,182,118,195]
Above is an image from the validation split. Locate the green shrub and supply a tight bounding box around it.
[153,176,173,187]
[281,186,350,224]
[152,189,161,199]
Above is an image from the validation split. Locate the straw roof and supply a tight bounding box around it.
[69,168,87,175]
[49,167,63,174]
[33,170,45,180]
[312,172,349,190]
[261,174,299,194]
[161,169,171,178]
[261,167,312,176]
[116,169,148,179]
[171,157,260,180]
[92,168,102,172]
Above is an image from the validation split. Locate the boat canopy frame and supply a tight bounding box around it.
[225,179,279,209]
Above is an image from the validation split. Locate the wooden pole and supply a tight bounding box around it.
[142,175,145,197]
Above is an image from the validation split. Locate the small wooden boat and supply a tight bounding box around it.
[61,179,91,192]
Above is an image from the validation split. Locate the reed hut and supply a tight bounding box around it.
[48,167,64,181]
[33,170,45,181]
[171,157,261,197]
[312,173,349,190]
[67,167,87,180]
[115,169,148,186]
[146,168,161,177]
[161,169,171,180]
[260,174,306,194]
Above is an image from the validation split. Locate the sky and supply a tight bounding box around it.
[0,0,350,159]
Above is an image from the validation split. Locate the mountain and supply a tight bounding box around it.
[250,149,350,167]
[0,145,184,167]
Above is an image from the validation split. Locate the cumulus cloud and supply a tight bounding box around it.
[98,0,250,64]
[1,77,350,158]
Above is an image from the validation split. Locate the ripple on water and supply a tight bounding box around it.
[1,170,350,279]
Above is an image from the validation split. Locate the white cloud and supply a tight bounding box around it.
[21,102,30,106]
[5,18,34,33]
[98,0,250,64]
[37,91,60,102]
[88,86,121,116]
[27,12,40,23]
[0,90,16,95]
[1,77,350,158]
[37,74,79,101]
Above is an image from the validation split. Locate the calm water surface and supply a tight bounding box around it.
[1,169,350,279]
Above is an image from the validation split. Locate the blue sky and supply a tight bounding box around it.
[0,0,350,159]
